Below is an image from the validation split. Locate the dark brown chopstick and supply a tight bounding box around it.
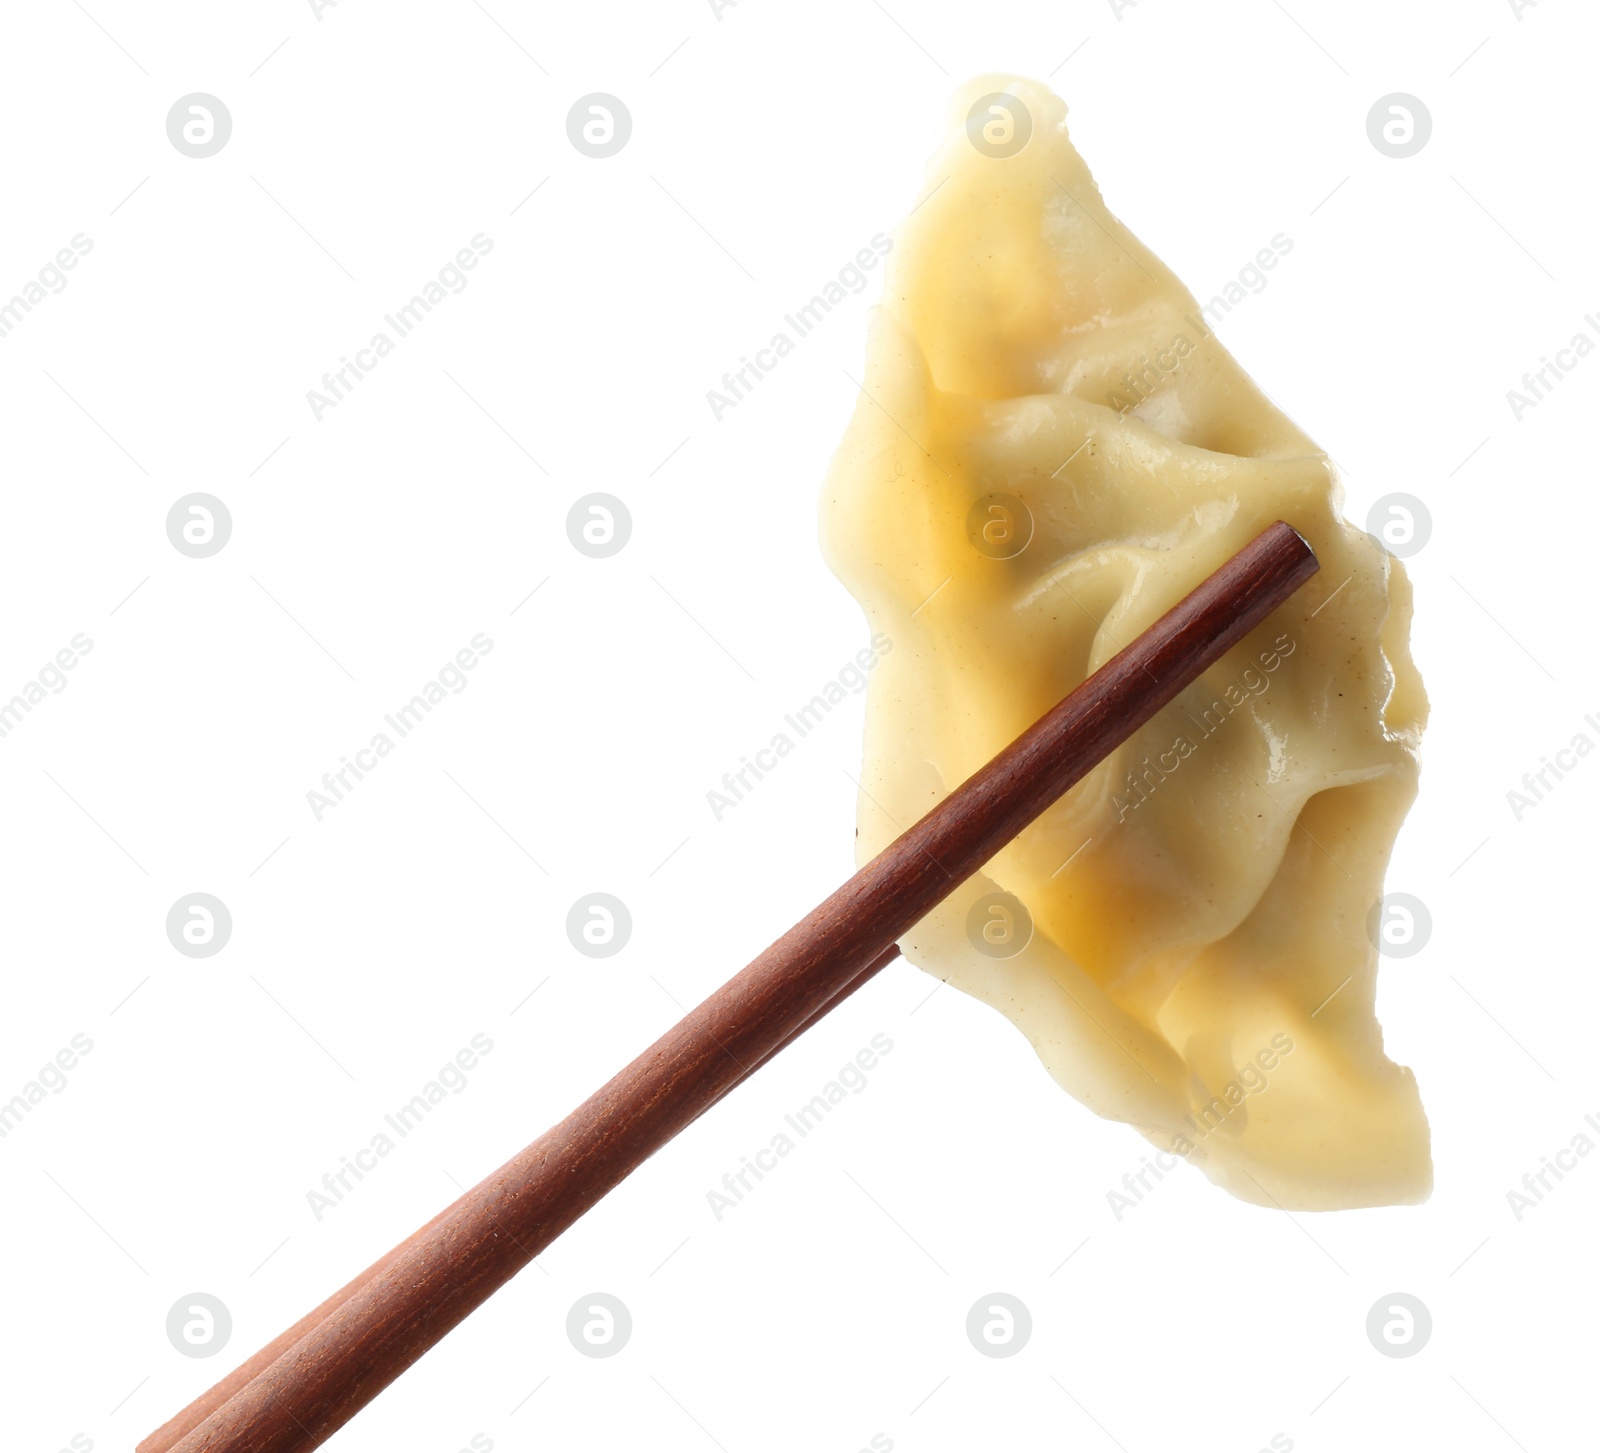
[150,520,1317,1453]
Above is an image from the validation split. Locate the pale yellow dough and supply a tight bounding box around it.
[821,77,1430,1209]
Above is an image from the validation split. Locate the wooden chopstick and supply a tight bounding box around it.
[149,520,1317,1453]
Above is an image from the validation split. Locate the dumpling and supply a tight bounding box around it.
[820,76,1429,1209]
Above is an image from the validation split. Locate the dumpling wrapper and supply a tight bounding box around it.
[820,76,1429,1210]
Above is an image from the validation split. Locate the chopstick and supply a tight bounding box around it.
[147,520,1317,1453]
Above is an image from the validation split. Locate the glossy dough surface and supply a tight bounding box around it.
[821,77,1429,1209]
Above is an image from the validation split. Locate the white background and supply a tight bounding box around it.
[1,2,1595,1451]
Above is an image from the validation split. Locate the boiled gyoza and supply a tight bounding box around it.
[821,77,1429,1209]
